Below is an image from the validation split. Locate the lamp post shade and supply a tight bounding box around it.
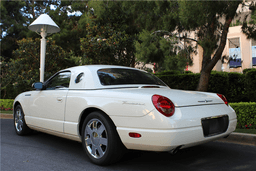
[28,14,60,34]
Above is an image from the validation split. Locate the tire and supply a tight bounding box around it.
[14,105,31,135]
[82,111,125,165]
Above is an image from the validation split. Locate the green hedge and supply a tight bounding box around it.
[245,70,256,102]
[156,69,256,102]
[157,73,200,91]
[230,102,256,129]
[0,99,14,110]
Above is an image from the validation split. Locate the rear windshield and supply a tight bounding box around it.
[97,68,166,86]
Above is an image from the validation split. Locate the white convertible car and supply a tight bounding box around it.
[13,65,237,165]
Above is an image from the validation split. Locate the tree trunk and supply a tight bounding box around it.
[197,69,211,92]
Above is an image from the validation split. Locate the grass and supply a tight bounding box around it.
[234,129,256,134]
[0,110,13,114]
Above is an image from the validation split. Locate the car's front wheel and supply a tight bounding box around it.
[82,111,125,165]
[14,105,31,135]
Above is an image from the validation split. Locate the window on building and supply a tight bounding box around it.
[251,39,256,66]
[229,38,242,68]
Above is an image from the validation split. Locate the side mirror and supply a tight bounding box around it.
[32,82,44,90]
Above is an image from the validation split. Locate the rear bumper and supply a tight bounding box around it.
[117,118,237,152]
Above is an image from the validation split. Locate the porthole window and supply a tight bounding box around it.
[75,72,84,84]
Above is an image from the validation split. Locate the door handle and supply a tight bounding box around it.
[57,97,63,102]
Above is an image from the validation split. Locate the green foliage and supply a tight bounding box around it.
[135,30,191,72]
[50,2,87,57]
[208,72,229,97]
[1,0,28,60]
[226,72,247,102]
[183,71,193,74]
[1,0,70,60]
[242,4,256,40]
[230,102,256,129]
[157,73,200,90]
[245,69,256,102]
[1,38,75,99]
[0,99,14,110]
[243,68,256,74]
[80,23,135,66]
[135,30,165,64]
[156,70,181,75]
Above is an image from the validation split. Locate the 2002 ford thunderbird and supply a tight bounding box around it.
[13,65,237,165]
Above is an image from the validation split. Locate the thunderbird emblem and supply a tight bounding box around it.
[198,99,213,103]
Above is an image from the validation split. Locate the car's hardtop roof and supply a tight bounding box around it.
[61,65,143,72]
[56,65,166,89]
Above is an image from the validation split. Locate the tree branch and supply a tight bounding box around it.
[205,2,241,72]
[151,30,199,43]
[205,17,232,72]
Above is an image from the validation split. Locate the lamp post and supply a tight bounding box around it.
[28,14,60,82]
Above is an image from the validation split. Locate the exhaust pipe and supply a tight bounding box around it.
[224,134,230,138]
[169,145,183,155]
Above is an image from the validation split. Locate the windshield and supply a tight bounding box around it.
[97,68,166,86]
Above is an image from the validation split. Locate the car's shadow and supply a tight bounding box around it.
[25,131,256,171]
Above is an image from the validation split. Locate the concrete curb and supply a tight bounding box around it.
[1,113,255,146]
[217,132,256,146]
[0,114,13,119]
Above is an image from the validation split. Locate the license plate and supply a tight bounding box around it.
[201,115,229,137]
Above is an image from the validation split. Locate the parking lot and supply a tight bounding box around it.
[1,119,256,171]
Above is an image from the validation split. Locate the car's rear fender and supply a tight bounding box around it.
[111,103,236,129]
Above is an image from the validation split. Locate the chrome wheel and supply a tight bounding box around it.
[14,105,31,135]
[14,108,24,132]
[84,119,108,159]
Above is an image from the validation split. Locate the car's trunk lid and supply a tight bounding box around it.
[116,86,224,107]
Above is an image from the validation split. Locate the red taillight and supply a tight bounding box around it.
[152,95,175,117]
[217,94,228,105]
[129,132,141,138]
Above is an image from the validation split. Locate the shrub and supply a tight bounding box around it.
[155,70,181,75]
[157,73,200,90]
[226,72,247,102]
[245,69,256,102]
[230,102,256,129]
[0,99,14,110]
[183,71,193,74]
[1,38,75,99]
[208,72,229,96]
[243,68,256,74]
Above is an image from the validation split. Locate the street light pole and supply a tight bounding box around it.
[40,27,47,82]
[28,14,60,82]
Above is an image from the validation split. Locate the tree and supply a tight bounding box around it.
[133,1,254,92]
[0,38,75,99]
[242,1,256,39]
[79,23,135,66]
[135,29,193,72]
[178,1,242,91]
[1,0,84,60]
[1,0,28,60]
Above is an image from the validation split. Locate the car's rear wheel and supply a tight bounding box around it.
[82,111,125,165]
[14,105,31,135]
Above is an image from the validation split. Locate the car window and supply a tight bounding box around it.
[45,72,71,90]
[75,72,84,84]
[97,68,166,86]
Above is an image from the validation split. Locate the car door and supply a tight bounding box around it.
[28,71,71,133]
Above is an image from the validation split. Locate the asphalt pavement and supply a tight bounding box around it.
[1,119,256,171]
